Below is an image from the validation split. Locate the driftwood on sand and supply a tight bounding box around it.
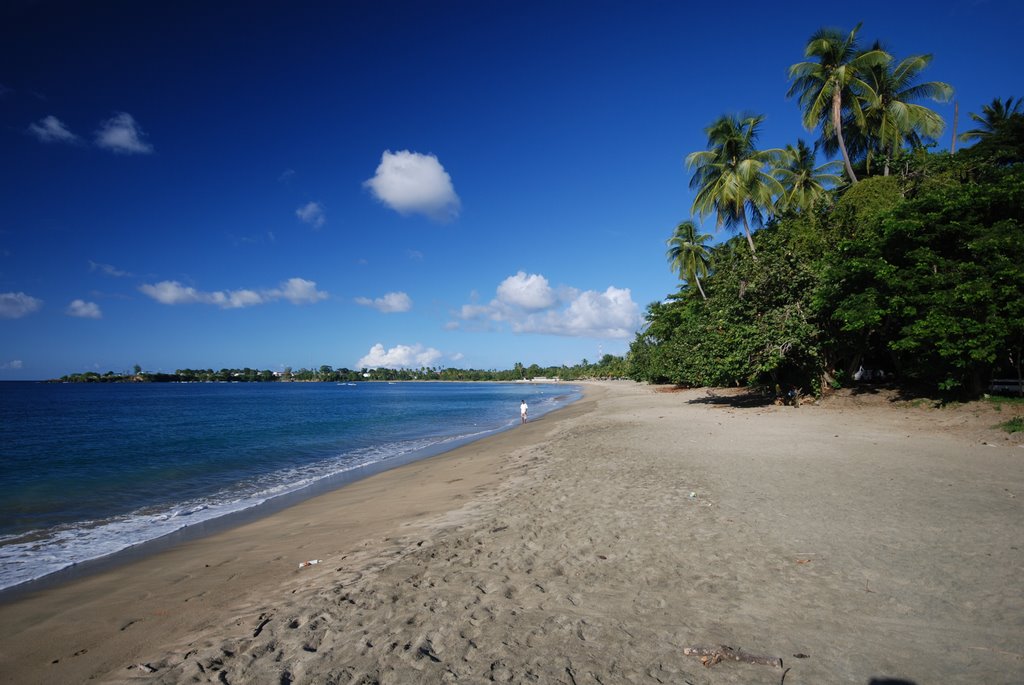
[683,644,784,669]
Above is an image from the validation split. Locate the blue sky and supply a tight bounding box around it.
[1,0,1021,379]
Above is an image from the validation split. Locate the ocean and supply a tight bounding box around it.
[0,380,579,592]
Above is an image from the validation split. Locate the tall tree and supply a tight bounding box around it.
[775,139,844,211]
[959,96,1024,143]
[859,46,952,174]
[666,219,713,300]
[788,23,889,184]
[686,113,786,257]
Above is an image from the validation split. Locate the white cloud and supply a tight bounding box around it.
[269,277,329,304]
[89,260,132,277]
[139,277,327,309]
[139,281,211,306]
[516,286,640,338]
[0,292,43,318]
[454,274,641,339]
[224,289,263,308]
[95,112,153,154]
[355,291,412,313]
[450,352,465,362]
[1,359,24,370]
[28,115,78,143]
[66,299,102,319]
[357,343,442,370]
[363,150,460,221]
[296,201,326,229]
[496,271,556,310]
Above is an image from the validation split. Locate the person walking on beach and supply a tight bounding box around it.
[520,399,528,424]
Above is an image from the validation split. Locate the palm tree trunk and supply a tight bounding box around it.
[833,90,858,183]
[695,275,707,300]
[741,213,758,259]
[950,100,958,155]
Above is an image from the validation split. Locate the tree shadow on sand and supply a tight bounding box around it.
[681,387,779,408]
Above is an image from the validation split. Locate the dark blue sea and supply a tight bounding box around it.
[0,381,579,591]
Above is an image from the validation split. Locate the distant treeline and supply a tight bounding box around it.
[55,356,629,384]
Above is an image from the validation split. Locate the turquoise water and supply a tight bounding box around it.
[0,381,579,591]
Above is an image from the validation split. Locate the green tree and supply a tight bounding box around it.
[775,139,844,212]
[858,46,952,175]
[665,219,712,300]
[631,223,826,391]
[686,113,786,257]
[787,23,889,184]
[959,96,1023,143]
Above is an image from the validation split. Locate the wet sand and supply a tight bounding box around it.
[1,381,1021,684]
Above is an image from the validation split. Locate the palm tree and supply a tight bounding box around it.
[960,96,1024,143]
[859,46,952,174]
[787,23,890,184]
[666,219,712,300]
[686,113,786,257]
[775,139,844,212]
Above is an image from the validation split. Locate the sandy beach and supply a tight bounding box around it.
[1,381,1022,684]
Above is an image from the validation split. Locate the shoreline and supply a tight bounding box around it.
[1,381,1021,684]
[0,384,603,685]
[0,382,582,599]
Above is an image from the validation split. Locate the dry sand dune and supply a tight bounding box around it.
[1,381,1022,684]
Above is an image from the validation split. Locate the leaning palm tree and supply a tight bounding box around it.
[775,140,844,212]
[960,96,1024,143]
[666,219,713,300]
[787,23,890,184]
[686,113,786,257]
[858,46,952,174]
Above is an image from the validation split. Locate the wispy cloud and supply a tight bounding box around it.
[28,115,79,144]
[1,359,23,370]
[278,168,296,183]
[89,260,132,277]
[454,272,640,339]
[267,278,329,305]
[66,299,102,319]
[139,277,327,309]
[355,291,412,313]
[296,201,326,229]
[95,112,153,154]
[357,343,442,370]
[364,150,460,222]
[0,292,43,319]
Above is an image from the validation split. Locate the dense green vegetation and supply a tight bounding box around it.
[55,355,630,384]
[629,24,1023,398]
